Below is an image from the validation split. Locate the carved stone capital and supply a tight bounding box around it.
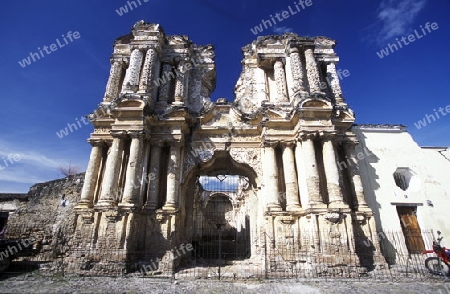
[319,132,336,141]
[277,215,296,225]
[280,141,296,149]
[128,130,145,139]
[104,210,123,223]
[81,211,95,224]
[299,132,317,141]
[110,130,127,138]
[355,214,367,225]
[263,141,278,148]
[324,212,344,224]
[88,138,105,147]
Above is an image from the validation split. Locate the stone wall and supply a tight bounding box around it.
[2,173,84,258]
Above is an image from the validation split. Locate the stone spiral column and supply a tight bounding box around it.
[322,135,345,207]
[344,141,369,209]
[304,48,324,96]
[158,63,173,104]
[326,62,344,104]
[77,139,104,208]
[97,131,126,206]
[122,49,144,92]
[139,48,158,93]
[263,143,282,211]
[274,60,289,103]
[282,143,301,211]
[301,134,322,205]
[163,144,181,211]
[145,144,162,210]
[289,47,305,94]
[104,60,125,101]
[120,131,144,208]
[173,60,190,105]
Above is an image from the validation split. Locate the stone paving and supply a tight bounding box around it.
[0,275,449,293]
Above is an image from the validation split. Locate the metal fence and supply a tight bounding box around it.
[2,228,449,281]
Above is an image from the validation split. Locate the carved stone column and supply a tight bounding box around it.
[174,61,189,105]
[97,131,126,207]
[294,140,308,209]
[158,63,173,104]
[138,48,158,93]
[322,135,345,207]
[163,144,181,211]
[77,139,104,208]
[289,47,306,94]
[145,144,162,210]
[301,134,322,205]
[120,131,144,208]
[104,60,125,101]
[255,66,267,104]
[122,49,144,92]
[274,60,288,103]
[282,143,301,211]
[304,48,324,96]
[263,144,281,211]
[344,141,369,209]
[326,62,344,104]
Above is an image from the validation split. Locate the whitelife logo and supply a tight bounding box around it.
[376,22,438,59]
[250,0,313,35]
[18,31,81,68]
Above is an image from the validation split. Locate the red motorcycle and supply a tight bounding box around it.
[422,231,450,276]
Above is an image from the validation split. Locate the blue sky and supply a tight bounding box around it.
[0,0,449,192]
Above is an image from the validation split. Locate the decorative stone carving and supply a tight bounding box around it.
[104,60,124,101]
[304,48,323,96]
[274,60,288,103]
[314,37,335,46]
[122,49,144,92]
[80,211,94,224]
[289,47,305,93]
[324,212,343,224]
[139,48,158,92]
[326,63,343,100]
[229,148,262,178]
[104,210,123,223]
[277,215,296,225]
[93,128,110,134]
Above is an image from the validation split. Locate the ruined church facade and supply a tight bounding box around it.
[73,21,382,273]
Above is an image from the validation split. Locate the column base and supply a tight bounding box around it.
[328,202,349,209]
[308,201,328,209]
[95,200,117,209]
[118,202,139,210]
[172,101,184,107]
[162,203,178,212]
[266,204,282,212]
[74,201,93,210]
[357,204,372,212]
[286,204,302,212]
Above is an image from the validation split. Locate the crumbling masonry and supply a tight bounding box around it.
[72,21,384,275]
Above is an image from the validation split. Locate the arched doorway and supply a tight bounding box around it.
[182,151,256,262]
[193,188,251,260]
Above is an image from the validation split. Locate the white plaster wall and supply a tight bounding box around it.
[352,125,450,248]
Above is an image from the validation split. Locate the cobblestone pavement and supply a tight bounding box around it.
[0,275,449,293]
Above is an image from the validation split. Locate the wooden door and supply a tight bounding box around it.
[396,206,425,254]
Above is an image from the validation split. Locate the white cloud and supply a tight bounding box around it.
[273,26,293,34]
[377,0,428,42]
[0,139,87,191]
